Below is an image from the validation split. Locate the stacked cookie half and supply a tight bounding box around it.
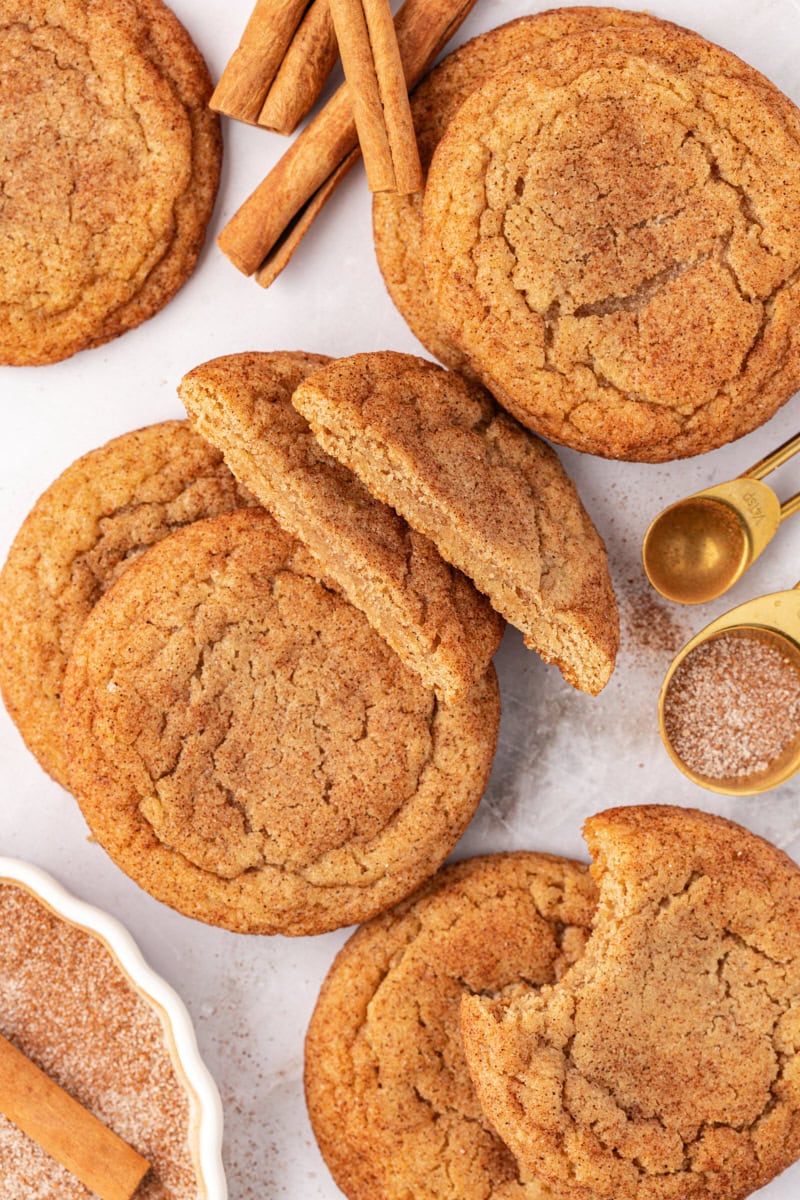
[0,350,617,936]
[306,805,800,1200]
[375,7,800,462]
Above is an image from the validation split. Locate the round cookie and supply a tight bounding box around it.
[306,852,597,1200]
[0,0,221,366]
[0,421,253,789]
[422,26,800,461]
[373,7,666,372]
[462,806,800,1200]
[292,352,619,695]
[61,508,500,936]
[179,351,504,703]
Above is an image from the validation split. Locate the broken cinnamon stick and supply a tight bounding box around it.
[256,148,361,287]
[210,0,314,124]
[218,0,478,279]
[258,0,339,135]
[0,1032,150,1200]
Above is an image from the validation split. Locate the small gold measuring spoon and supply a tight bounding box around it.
[643,431,800,604]
[659,583,800,795]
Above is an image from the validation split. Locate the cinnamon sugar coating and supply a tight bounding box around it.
[62,508,500,935]
[462,806,800,1200]
[422,26,800,460]
[179,351,503,702]
[373,7,664,372]
[0,421,253,789]
[292,352,618,695]
[306,852,597,1200]
[0,881,198,1199]
[0,0,221,365]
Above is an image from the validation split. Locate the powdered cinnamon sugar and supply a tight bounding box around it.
[0,881,200,1199]
[663,632,800,781]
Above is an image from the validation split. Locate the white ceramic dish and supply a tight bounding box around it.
[0,855,227,1200]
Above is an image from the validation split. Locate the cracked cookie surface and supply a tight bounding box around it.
[61,508,500,935]
[422,26,800,461]
[0,421,253,789]
[373,7,664,373]
[293,351,618,695]
[180,351,503,703]
[0,0,221,366]
[461,806,800,1200]
[306,852,597,1200]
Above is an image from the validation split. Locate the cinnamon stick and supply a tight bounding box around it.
[361,0,423,192]
[328,0,398,192]
[218,0,478,279]
[0,1032,150,1200]
[256,148,361,287]
[258,0,339,135]
[210,0,314,124]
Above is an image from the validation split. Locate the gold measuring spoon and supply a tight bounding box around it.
[643,432,800,604]
[659,583,800,795]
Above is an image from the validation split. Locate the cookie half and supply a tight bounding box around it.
[62,509,500,936]
[0,421,253,788]
[179,352,503,702]
[292,352,618,695]
[0,0,221,365]
[306,852,597,1200]
[373,7,665,371]
[422,25,800,460]
[462,806,800,1200]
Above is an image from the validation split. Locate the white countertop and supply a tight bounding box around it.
[2,0,800,1196]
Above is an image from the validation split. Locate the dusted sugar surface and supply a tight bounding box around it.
[0,0,221,366]
[62,508,500,936]
[0,421,253,789]
[422,25,800,461]
[373,6,665,372]
[179,351,503,703]
[306,852,597,1200]
[461,806,800,1200]
[293,351,618,695]
[0,880,198,1199]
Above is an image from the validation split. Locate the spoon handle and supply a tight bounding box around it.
[779,491,800,522]
[744,430,800,481]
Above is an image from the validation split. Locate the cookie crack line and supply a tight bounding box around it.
[570,250,720,320]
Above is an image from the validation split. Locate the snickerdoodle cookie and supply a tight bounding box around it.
[62,509,500,936]
[179,352,503,702]
[373,7,663,372]
[422,26,800,461]
[0,0,221,366]
[293,352,618,695]
[462,806,800,1200]
[306,852,597,1200]
[0,422,253,789]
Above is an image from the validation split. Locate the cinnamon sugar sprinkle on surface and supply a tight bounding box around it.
[663,633,800,781]
[622,578,690,661]
[0,882,200,1199]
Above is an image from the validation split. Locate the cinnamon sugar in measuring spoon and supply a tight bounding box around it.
[663,632,800,782]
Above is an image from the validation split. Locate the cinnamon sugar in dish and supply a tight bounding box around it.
[663,632,800,782]
[0,881,201,1199]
